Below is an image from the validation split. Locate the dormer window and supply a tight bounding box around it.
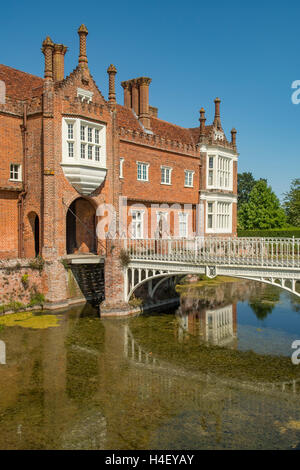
[77,87,93,103]
[214,130,224,141]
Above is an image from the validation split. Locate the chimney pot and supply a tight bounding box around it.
[131,80,139,116]
[137,77,151,130]
[199,108,206,142]
[107,64,117,104]
[121,81,131,108]
[78,24,88,68]
[53,44,67,82]
[213,97,222,129]
[231,128,237,149]
[42,36,54,80]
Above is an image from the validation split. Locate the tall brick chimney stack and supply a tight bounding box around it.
[213,97,222,130]
[107,64,117,104]
[199,107,206,142]
[138,77,151,130]
[121,81,131,108]
[78,24,88,68]
[231,128,237,150]
[131,80,139,115]
[42,36,54,80]
[53,44,67,82]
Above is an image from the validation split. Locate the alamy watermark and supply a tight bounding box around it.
[291,80,300,104]
[291,340,300,365]
[0,340,6,365]
[95,196,204,239]
[0,80,5,105]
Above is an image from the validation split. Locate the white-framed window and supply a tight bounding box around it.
[67,121,75,158]
[207,154,232,190]
[217,156,230,188]
[184,170,194,187]
[77,88,93,103]
[156,211,169,237]
[120,158,124,178]
[161,166,172,185]
[206,201,232,233]
[179,212,188,238]
[207,202,213,229]
[67,123,74,140]
[137,162,149,181]
[131,210,144,239]
[62,118,106,167]
[10,163,22,181]
[208,156,214,186]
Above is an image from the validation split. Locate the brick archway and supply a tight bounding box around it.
[66,197,96,255]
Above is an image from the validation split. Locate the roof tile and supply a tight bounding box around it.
[0,65,44,99]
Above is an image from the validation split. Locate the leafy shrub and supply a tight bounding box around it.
[128,295,143,308]
[119,249,130,267]
[238,228,300,238]
[21,273,29,288]
[29,292,45,308]
[29,256,45,272]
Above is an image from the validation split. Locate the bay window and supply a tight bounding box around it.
[207,154,232,190]
[206,201,232,233]
[62,118,105,165]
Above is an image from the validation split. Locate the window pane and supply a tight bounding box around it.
[88,145,93,160]
[81,143,85,159]
[88,127,92,143]
[95,147,100,161]
[68,142,74,158]
[80,125,85,141]
[68,123,73,139]
[95,129,99,144]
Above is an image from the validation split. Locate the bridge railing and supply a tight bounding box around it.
[121,237,300,268]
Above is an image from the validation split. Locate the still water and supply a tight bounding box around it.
[0,279,300,450]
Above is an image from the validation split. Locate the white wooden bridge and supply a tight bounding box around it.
[119,237,300,301]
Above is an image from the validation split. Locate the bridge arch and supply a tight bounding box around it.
[125,267,300,303]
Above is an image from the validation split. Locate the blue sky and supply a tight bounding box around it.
[1,0,299,199]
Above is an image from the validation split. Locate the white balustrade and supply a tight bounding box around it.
[123,237,300,268]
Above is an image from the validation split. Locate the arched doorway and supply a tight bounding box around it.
[66,198,96,255]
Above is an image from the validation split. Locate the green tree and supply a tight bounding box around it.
[283,178,300,227]
[238,179,286,229]
[237,172,256,208]
[237,172,267,209]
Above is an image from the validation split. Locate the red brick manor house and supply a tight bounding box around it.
[0,25,238,310]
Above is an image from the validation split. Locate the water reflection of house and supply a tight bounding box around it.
[177,303,237,348]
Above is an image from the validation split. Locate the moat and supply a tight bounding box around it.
[0,278,300,450]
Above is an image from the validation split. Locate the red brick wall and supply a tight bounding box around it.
[0,114,23,187]
[0,191,19,258]
[120,141,200,205]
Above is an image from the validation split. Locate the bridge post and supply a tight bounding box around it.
[101,238,130,314]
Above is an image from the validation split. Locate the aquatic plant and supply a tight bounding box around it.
[0,312,59,329]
